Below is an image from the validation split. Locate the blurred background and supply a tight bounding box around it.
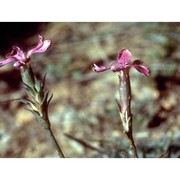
[0,22,179,158]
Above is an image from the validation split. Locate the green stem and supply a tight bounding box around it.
[20,65,65,158]
[47,128,65,158]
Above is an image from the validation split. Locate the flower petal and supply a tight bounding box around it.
[131,59,143,65]
[35,39,52,52]
[92,64,110,72]
[110,65,124,72]
[133,64,150,76]
[117,49,132,65]
[27,35,52,58]
[13,61,22,67]
[12,46,26,62]
[0,57,16,67]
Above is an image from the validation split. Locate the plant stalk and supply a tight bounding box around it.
[47,128,65,158]
[20,65,65,158]
[118,69,138,158]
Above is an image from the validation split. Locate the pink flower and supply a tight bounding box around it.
[0,35,52,68]
[92,49,150,76]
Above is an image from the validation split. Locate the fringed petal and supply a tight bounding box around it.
[27,35,52,58]
[117,49,132,65]
[110,65,124,72]
[131,59,143,65]
[92,64,110,72]
[133,64,150,76]
[0,57,16,67]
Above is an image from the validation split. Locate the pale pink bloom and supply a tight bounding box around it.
[0,35,52,68]
[92,49,150,76]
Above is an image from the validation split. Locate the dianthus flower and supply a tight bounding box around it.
[0,35,51,68]
[92,49,150,76]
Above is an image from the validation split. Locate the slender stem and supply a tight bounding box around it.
[125,131,138,158]
[20,65,66,158]
[47,128,65,158]
[118,70,138,158]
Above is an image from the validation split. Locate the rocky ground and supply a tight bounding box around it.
[0,22,179,158]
